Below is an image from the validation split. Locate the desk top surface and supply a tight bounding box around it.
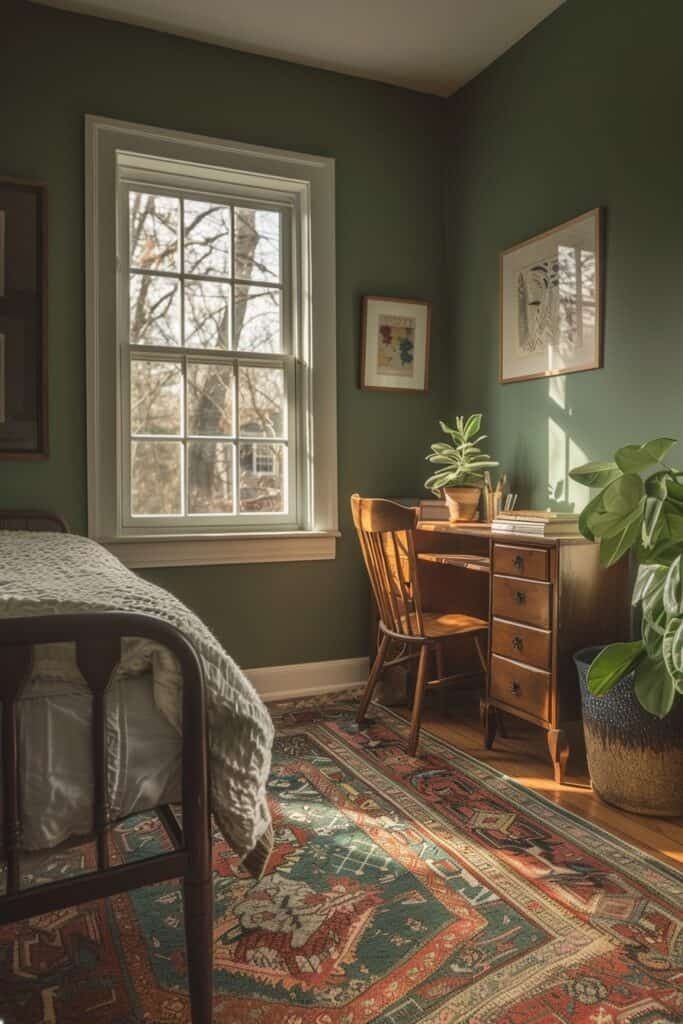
[417,520,589,546]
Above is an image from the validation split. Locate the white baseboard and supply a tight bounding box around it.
[246,656,369,703]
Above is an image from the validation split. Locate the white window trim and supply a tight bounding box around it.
[85,115,337,567]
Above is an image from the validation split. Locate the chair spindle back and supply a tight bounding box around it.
[351,494,424,638]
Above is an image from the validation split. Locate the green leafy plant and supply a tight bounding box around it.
[425,414,498,495]
[570,437,683,717]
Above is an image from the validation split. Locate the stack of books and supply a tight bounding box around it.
[419,499,449,522]
[492,510,580,537]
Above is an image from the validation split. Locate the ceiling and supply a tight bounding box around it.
[33,0,565,96]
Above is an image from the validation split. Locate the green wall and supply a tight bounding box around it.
[446,0,683,511]
[2,0,447,667]
[7,0,681,668]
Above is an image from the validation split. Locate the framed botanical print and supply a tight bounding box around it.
[500,208,602,384]
[360,295,430,392]
[0,178,48,457]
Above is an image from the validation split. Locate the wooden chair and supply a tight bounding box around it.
[351,494,489,755]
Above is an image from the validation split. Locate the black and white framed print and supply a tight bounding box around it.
[500,209,602,384]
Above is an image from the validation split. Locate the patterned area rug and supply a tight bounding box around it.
[2,694,682,1023]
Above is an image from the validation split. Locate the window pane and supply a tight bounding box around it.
[131,441,182,515]
[131,360,182,435]
[234,285,281,352]
[184,199,231,277]
[129,192,178,272]
[188,440,233,514]
[130,274,180,346]
[239,442,285,513]
[184,280,230,349]
[238,365,285,438]
[187,363,234,436]
[234,207,280,283]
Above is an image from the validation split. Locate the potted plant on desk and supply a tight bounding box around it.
[425,414,498,522]
[570,437,683,816]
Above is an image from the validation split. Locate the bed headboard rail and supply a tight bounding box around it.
[0,509,69,533]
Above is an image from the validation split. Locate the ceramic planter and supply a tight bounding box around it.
[574,646,683,817]
[442,486,481,523]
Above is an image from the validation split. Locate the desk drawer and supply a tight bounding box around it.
[491,618,552,670]
[492,575,552,629]
[490,655,551,722]
[493,544,549,581]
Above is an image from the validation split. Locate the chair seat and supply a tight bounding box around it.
[400,610,488,639]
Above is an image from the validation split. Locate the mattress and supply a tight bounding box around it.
[3,667,181,852]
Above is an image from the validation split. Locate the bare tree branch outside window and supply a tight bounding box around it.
[127,192,287,518]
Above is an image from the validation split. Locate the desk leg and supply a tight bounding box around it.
[483,703,498,749]
[547,728,570,785]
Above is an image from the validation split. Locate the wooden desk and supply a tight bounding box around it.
[415,521,630,782]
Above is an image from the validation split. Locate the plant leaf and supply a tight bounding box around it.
[598,507,643,566]
[642,612,666,659]
[588,474,644,540]
[645,471,669,500]
[662,510,683,542]
[614,437,677,474]
[633,655,677,718]
[464,413,482,440]
[662,615,683,689]
[666,476,683,505]
[636,537,683,566]
[586,641,644,696]
[569,461,622,488]
[663,555,683,616]
[633,563,667,609]
[578,491,604,542]
[641,496,665,547]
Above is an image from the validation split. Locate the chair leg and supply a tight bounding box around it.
[435,642,445,682]
[357,634,390,723]
[184,872,214,1024]
[408,644,430,756]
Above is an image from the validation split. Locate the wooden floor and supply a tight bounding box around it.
[391,692,683,870]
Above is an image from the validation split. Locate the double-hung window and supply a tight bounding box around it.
[126,190,292,525]
[86,116,337,567]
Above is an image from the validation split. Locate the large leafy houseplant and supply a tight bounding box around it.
[425,414,498,494]
[570,437,683,718]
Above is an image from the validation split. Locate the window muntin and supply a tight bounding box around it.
[121,186,296,528]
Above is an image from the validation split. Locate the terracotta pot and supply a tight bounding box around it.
[574,647,683,817]
[442,486,481,523]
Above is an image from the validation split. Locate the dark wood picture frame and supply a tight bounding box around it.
[360,295,431,393]
[499,208,603,384]
[0,178,48,458]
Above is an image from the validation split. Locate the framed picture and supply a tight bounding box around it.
[500,208,602,384]
[0,178,48,458]
[360,295,430,392]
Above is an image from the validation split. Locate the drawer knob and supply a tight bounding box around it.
[510,680,521,696]
[512,635,524,651]
[514,590,526,605]
[513,554,524,570]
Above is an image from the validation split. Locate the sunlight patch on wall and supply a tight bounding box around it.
[547,376,586,510]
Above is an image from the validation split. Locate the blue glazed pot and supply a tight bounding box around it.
[574,647,683,817]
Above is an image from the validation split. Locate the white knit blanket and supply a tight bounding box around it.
[0,531,274,867]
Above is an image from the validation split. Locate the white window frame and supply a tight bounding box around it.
[86,115,337,567]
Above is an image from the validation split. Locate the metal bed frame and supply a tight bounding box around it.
[0,511,213,1023]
